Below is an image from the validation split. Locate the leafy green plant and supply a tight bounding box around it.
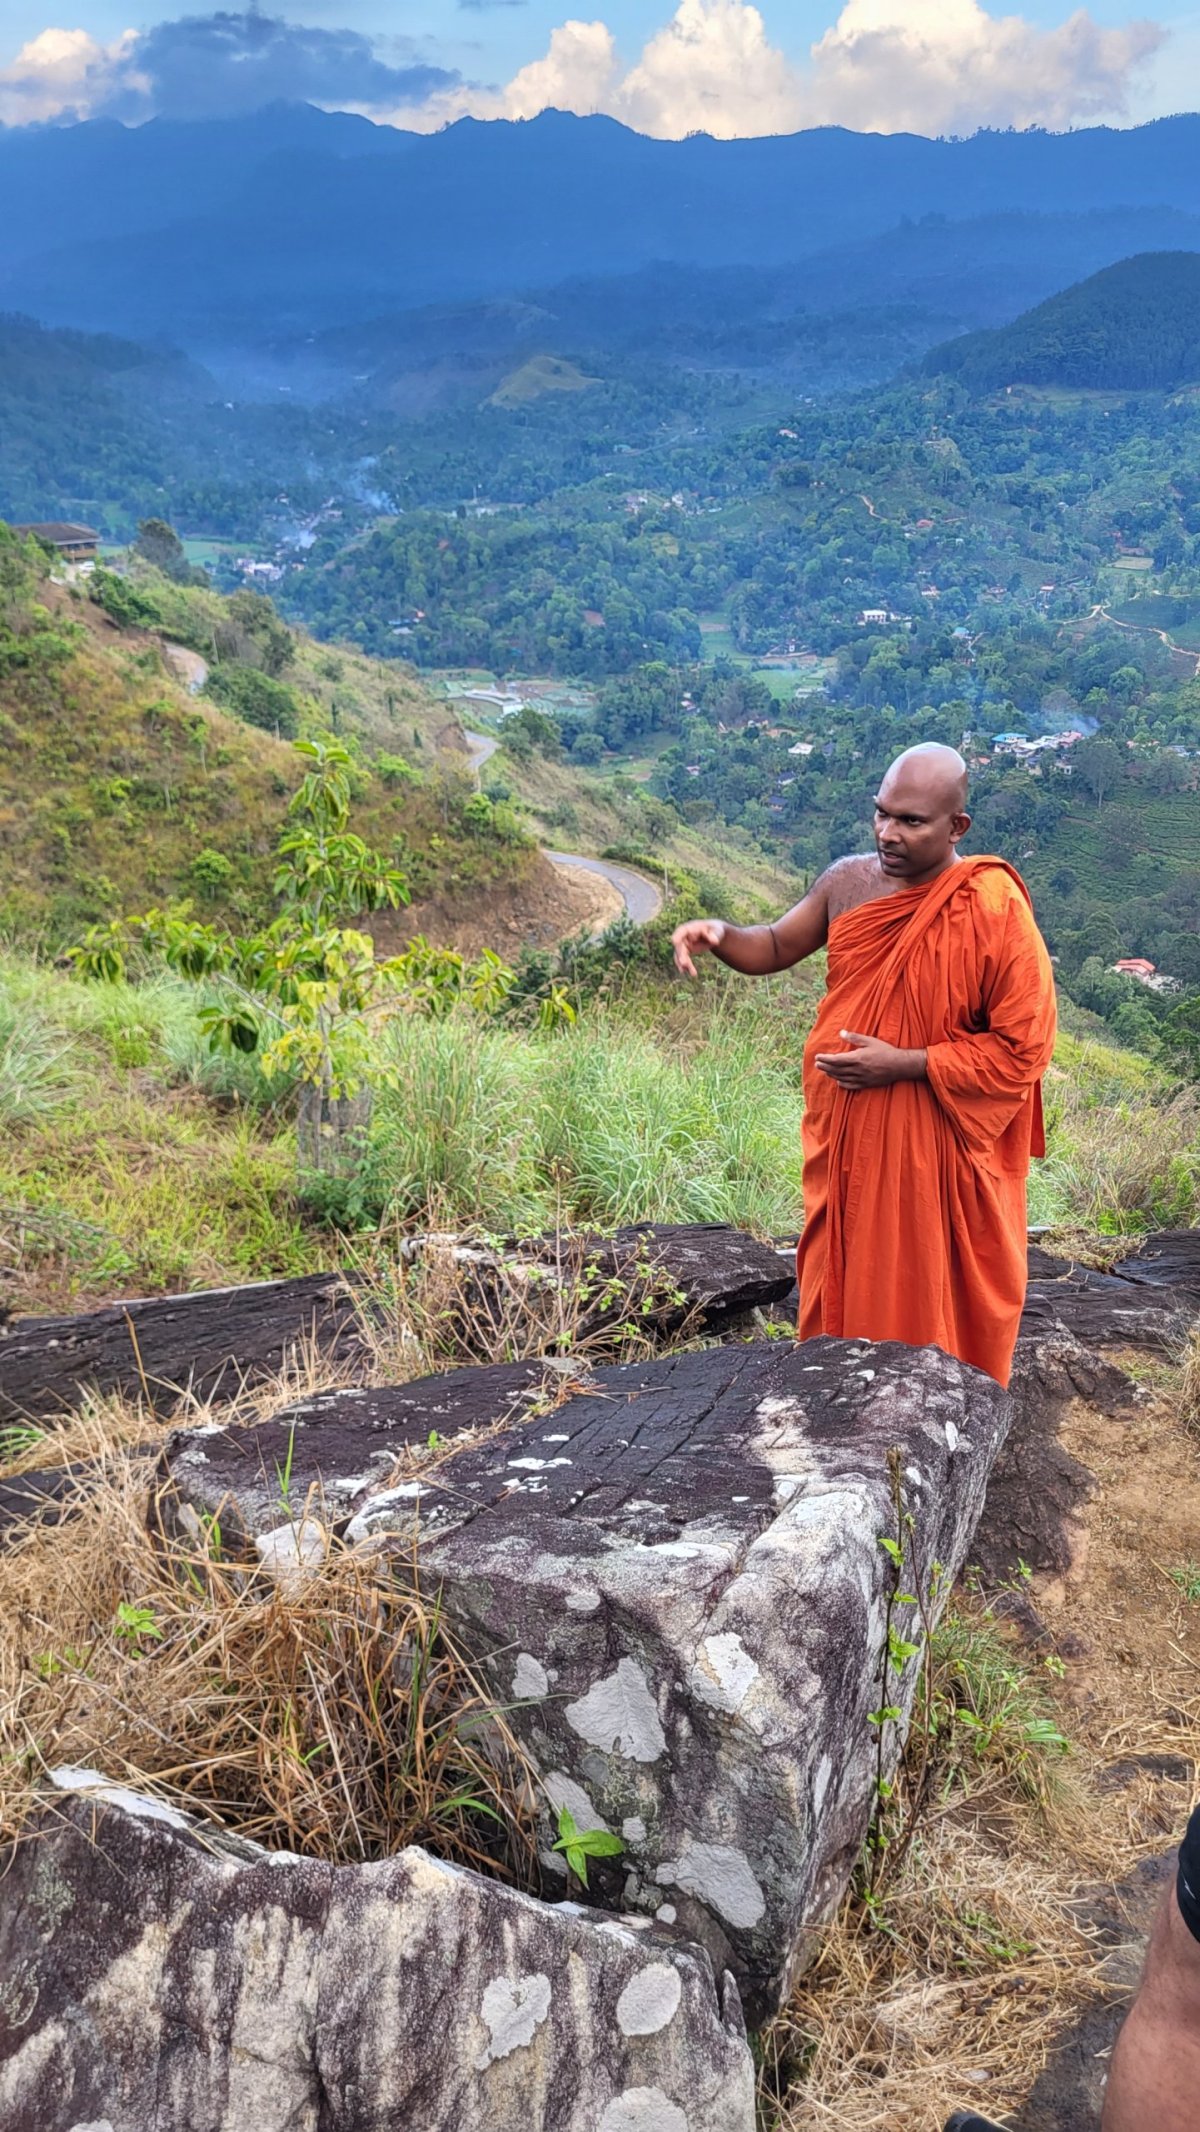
[1168,1560,1200,1603]
[71,736,412,1178]
[113,1601,163,1649]
[551,1805,624,1888]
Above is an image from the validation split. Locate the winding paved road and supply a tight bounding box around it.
[544,852,663,925]
[464,732,662,926]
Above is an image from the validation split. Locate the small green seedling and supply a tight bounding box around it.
[552,1806,624,1888]
[275,1421,298,1510]
[1169,1561,1200,1604]
[36,1646,89,1680]
[113,1602,163,1649]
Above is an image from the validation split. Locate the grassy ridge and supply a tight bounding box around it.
[3,952,1196,1314]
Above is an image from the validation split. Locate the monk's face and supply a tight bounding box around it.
[872,767,970,882]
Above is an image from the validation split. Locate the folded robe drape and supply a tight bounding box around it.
[795,855,1057,1387]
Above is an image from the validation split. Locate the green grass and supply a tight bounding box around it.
[3,950,1197,1306]
[0,957,315,1302]
[367,1000,807,1235]
[1031,1031,1200,1231]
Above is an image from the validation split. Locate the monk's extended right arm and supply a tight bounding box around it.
[708,922,789,974]
[712,881,831,974]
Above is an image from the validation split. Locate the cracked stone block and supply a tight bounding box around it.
[164,1335,1011,2021]
[0,1271,365,1423]
[2,1222,793,1427]
[0,1770,754,2132]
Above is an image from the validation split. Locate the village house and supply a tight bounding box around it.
[13,521,99,561]
[1112,957,1181,994]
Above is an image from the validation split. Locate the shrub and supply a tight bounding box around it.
[205,663,300,739]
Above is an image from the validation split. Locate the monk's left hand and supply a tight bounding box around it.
[814,1031,928,1089]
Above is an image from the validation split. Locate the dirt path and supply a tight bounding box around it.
[464,729,500,776]
[1086,602,1200,677]
[1007,1362,1200,2128]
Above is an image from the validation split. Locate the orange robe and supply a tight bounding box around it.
[796,855,1057,1386]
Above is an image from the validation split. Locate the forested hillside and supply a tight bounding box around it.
[925,252,1200,392]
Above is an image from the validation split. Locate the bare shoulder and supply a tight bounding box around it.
[820,852,884,921]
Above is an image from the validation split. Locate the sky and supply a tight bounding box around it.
[3,0,1200,139]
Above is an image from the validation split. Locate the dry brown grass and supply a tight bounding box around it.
[350,1215,702,1377]
[0,1434,537,1880]
[756,1591,1143,2132]
[0,1230,692,1879]
[1177,1319,1200,1437]
[759,1814,1102,2132]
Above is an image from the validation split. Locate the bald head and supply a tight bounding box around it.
[882,742,969,813]
[872,743,971,885]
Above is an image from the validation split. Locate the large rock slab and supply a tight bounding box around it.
[0,1770,753,2132]
[1020,1233,1200,1352]
[0,1271,364,1424]
[163,1336,1012,2020]
[0,1223,793,1425]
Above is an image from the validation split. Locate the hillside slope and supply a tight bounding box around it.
[924,251,1200,393]
[0,529,545,944]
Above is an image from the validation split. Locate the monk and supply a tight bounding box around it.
[672,744,1057,1386]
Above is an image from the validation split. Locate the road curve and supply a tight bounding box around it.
[464,732,663,928]
[544,851,663,926]
[464,729,500,775]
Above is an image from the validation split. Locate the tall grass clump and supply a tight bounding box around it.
[370,1016,549,1231]
[0,989,76,1127]
[0,1434,535,1881]
[1033,1032,1200,1231]
[534,1006,803,1230]
[366,1003,805,1235]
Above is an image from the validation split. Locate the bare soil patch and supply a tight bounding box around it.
[378,848,622,957]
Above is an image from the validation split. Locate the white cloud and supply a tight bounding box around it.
[400,0,1165,138]
[0,13,457,128]
[0,2,1167,137]
[500,18,621,117]
[620,0,801,136]
[807,0,1165,136]
[0,26,146,126]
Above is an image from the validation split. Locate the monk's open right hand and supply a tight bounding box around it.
[672,918,726,977]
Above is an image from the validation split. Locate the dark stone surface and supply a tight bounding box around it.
[0,1271,364,1424]
[1021,1231,1200,1352]
[164,1335,1013,2022]
[0,1223,793,1427]
[0,1771,755,2132]
[159,1362,545,1546]
[0,1459,103,1538]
